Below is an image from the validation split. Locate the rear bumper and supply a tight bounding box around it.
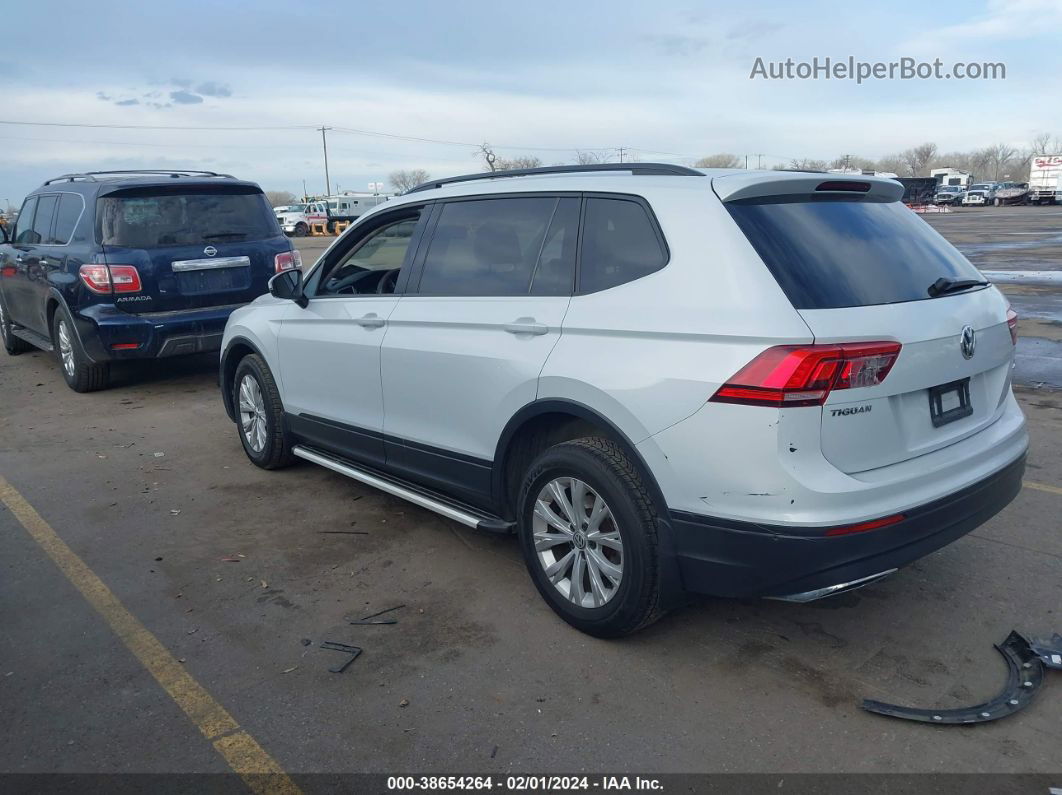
[73,303,243,362]
[668,451,1026,599]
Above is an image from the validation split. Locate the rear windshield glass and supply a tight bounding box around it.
[97,188,277,248]
[726,197,984,309]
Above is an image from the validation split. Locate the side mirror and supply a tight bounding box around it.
[268,268,308,308]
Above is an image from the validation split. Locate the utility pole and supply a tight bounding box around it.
[318,126,332,198]
[756,154,764,169]
[302,179,307,201]
[744,155,749,169]
[843,154,851,171]
[618,147,627,163]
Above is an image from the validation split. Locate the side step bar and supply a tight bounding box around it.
[292,445,514,534]
[11,326,54,352]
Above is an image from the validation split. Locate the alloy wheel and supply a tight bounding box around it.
[57,320,75,377]
[532,477,624,608]
[238,374,268,453]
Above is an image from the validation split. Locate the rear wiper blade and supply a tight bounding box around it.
[927,277,990,297]
[202,232,248,240]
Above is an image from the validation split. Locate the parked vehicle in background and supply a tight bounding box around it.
[220,163,1026,637]
[934,185,966,205]
[897,177,937,206]
[1028,155,1062,205]
[994,182,1031,206]
[0,170,300,392]
[275,194,390,236]
[961,183,998,206]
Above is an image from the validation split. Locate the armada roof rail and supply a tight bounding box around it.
[406,162,705,194]
[42,169,235,185]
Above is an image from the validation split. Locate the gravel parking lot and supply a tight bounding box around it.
[1,209,1060,782]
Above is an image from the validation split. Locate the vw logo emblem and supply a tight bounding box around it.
[203,245,218,257]
[960,325,976,359]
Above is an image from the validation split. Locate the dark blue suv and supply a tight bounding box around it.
[0,170,300,391]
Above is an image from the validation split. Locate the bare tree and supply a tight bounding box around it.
[983,143,1018,181]
[493,155,543,171]
[1030,132,1060,154]
[389,169,431,193]
[575,150,612,164]
[265,190,297,208]
[900,142,938,176]
[828,154,877,172]
[694,153,742,169]
[875,155,907,176]
[777,158,828,171]
[477,143,499,171]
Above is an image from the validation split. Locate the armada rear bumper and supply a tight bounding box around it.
[667,451,1026,599]
[73,303,242,361]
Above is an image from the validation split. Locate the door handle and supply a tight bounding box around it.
[355,313,386,329]
[504,319,548,336]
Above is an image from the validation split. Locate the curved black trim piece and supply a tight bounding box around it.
[862,631,1046,724]
[219,335,267,421]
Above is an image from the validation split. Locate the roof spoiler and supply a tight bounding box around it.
[712,172,904,203]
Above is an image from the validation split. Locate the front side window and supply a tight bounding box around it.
[315,214,421,296]
[417,197,562,296]
[579,197,667,293]
[13,197,38,244]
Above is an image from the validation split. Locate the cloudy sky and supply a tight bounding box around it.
[2,0,1061,204]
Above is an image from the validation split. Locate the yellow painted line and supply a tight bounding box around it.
[1025,480,1062,496]
[0,476,302,795]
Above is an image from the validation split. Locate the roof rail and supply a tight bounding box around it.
[42,169,235,185]
[406,162,705,194]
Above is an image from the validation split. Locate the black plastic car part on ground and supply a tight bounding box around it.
[862,630,1058,725]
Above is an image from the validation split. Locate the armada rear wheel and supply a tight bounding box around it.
[51,308,109,392]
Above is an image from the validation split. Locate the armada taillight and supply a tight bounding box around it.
[710,342,902,408]
[1006,307,1018,346]
[79,264,142,294]
[274,250,302,273]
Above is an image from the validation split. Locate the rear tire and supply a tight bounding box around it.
[294,223,307,237]
[517,437,662,637]
[233,354,295,470]
[51,308,109,392]
[1,297,31,355]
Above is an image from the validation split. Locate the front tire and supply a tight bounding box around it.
[233,354,295,469]
[294,223,307,237]
[52,308,109,392]
[1,298,31,355]
[517,438,662,637]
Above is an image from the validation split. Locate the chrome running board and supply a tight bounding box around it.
[768,568,898,603]
[292,445,513,533]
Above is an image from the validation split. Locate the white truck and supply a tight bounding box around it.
[1028,155,1062,205]
[274,194,390,236]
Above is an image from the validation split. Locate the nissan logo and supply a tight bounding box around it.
[960,325,976,359]
[203,245,218,257]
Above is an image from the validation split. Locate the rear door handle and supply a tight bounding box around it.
[355,313,386,329]
[504,319,548,336]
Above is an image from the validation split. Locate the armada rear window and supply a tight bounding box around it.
[97,187,278,248]
[726,197,984,309]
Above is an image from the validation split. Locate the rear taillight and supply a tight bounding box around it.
[79,264,142,295]
[710,342,902,408]
[274,250,302,273]
[1006,307,1018,345]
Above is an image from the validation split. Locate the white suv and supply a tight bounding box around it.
[220,164,1027,637]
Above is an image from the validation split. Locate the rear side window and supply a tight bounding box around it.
[727,197,984,309]
[97,188,278,248]
[31,194,58,245]
[579,197,667,293]
[49,194,84,244]
[418,197,564,296]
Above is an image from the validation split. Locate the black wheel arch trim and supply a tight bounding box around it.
[492,398,686,609]
[47,288,104,363]
[220,335,268,421]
